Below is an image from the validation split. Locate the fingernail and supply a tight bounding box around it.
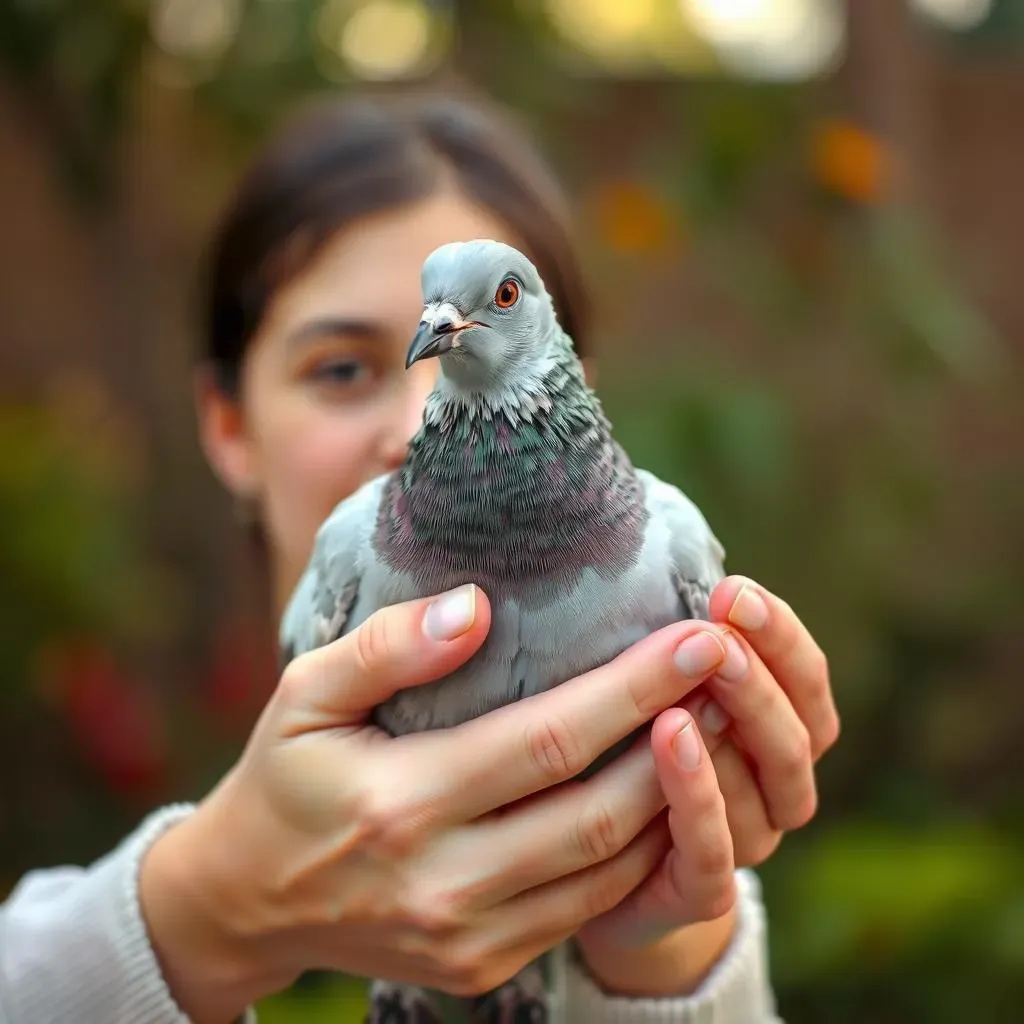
[674,631,726,678]
[423,585,477,641]
[717,634,749,683]
[700,700,731,737]
[728,582,769,631]
[673,715,702,771]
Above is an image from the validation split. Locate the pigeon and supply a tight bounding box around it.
[279,239,727,1023]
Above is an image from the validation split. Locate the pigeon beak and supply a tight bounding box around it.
[405,319,454,369]
[405,304,481,369]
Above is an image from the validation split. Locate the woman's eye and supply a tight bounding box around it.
[309,358,370,385]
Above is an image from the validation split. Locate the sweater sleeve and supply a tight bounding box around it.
[0,803,256,1024]
[562,870,782,1024]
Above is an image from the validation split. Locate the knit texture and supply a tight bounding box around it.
[0,803,255,1024]
[563,871,781,1024]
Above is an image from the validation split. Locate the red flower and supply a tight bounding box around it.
[202,617,277,736]
[47,640,171,801]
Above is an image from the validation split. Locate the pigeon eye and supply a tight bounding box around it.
[495,279,520,309]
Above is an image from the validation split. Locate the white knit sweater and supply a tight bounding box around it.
[0,805,780,1023]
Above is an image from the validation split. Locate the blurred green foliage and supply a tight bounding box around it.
[1,2,1023,1022]
[257,974,370,1023]
[0,398,163,685]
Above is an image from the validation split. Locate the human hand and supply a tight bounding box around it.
[576,575,839,995]
[138,585,736,1023]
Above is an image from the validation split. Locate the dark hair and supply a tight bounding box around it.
[204,88,589,396]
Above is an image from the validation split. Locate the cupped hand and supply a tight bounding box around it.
[693,575,840,864]
[576,575,839,994]
[138,584,734,1023]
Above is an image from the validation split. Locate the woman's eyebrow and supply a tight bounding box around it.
[287,316,390,347]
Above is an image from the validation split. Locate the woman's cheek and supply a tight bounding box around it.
[279,413,373,516]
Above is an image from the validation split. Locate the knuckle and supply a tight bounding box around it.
[688,766,726,813]
[745,677,776,719]
[700,880,738,923]
[328,886,376,928]
[575,804,624,864]
[526,716,586,782]
[439,945,499,996]
[626,652,687,719]
[583,866,632,920]
[781,727,812,779]
[255,867,298,923]
[354,789,424,859]
[353,609,394,676]
[431,882,482,930]
[691,828,734,880]
[736,829,782,867]
[401,888,464,937]
[276,657,309,705]
[808,643,830,684]
[627,668,665,719]
[773,610,805,664]
[665,860,739,923]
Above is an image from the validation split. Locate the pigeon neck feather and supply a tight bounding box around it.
[373,331,648,602]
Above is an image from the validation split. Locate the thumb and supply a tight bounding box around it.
[275,584,491,730]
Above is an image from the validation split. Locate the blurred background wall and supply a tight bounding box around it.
[1,1,1022,1020]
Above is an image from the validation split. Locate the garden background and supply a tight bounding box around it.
[1,1,1022,1020]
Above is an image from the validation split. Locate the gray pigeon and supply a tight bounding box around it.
[279,239,727,1023]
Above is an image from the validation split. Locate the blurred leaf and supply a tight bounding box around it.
[764,823,1022,985]
[866,209,1005,382]
[256,973,368,1024]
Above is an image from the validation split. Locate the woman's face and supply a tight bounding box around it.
[199,191,517,611]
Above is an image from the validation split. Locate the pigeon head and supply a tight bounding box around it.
[405,239,559,391]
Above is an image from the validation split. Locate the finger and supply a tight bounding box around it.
[585,709,736,945]
[710,576,840,759]
[481,819,670,957]
[434,733,666,912]
[670,693,786,865]
[397,824,668,996]
[711,743,782,867]
[417,621,730,821]
[705,631,818,831]
[276,584,492,730]
[680,690,732,755]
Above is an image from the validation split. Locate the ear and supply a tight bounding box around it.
[581,357,598,388]
[194,364,258,498]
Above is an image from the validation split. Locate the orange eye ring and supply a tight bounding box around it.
[495,278,520,308]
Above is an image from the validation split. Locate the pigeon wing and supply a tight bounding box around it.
[638,468,727,622]
[278,473,389,668]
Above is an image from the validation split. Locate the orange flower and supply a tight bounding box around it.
[590,180,678,253]
[811,119,892,204]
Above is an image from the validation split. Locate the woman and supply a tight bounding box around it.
[0,90,838,1024]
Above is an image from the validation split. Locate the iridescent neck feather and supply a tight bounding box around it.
[373,330,648,604]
